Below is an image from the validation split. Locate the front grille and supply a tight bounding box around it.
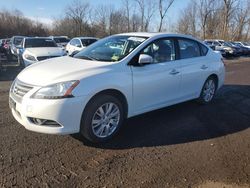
[11,80,33,101]
[37,56,59,61]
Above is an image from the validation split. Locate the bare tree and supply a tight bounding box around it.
[197,0,217,39]
[221,0,238,39]
[123,0,132,32]
[65,0,90,36]
[144,0,156,31]
[158,0,175,32]
[134,0,156,31]
[176,2,197,36]
[134,0,145,31]
[0,9,48,38]
[232,2,250,41]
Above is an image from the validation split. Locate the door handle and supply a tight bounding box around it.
[201,65,208,70]
[169,69,180,75]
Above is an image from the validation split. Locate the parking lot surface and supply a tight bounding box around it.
[0,58,250,188]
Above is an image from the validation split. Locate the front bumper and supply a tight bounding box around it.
[9,90,88,135]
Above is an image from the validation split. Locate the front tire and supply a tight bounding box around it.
[198,77,217,104]
[80,95,125,143]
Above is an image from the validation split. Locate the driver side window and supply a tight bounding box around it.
[141,39,176,63]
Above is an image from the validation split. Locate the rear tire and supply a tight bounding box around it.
[80,94,125,143]
[198,77,217,105]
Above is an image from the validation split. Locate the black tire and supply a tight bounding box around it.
[80,94,125,143]
[197,77,217,105]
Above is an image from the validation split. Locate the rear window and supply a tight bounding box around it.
[25,39,58,48]
[200,44,209,56]
[81,39,97,47]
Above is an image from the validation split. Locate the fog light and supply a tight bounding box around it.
[28,117,61,127]
[32,118,46,125]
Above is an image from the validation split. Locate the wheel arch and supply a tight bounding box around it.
[83,89,129,118]
[207,74,219,90]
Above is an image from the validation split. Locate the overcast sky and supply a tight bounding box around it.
[0,0,191,27]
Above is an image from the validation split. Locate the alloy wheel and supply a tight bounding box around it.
[91,102,120,138]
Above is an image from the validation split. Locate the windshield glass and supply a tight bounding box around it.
[14,37,23,45]
[25,38,58,48]
[243,42,250,46]
[54,37,70,43]
[223,42,232,47]
[74,35,147,62]
[205,41,213,45]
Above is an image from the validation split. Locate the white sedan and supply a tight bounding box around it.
[65,37,98,55]
[9,33,225,143]
[18,37,66,67]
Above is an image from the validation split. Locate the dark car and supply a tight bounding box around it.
[222,41,243,56]
[204,41,226,57]
[1,38,11,50]
[9,36,25,56]
[231,42,250,56]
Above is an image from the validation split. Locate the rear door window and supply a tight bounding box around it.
[178,39,201,59]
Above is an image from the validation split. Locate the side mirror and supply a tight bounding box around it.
[138,54,153,65]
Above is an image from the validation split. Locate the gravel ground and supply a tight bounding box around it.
[0,58,249,188]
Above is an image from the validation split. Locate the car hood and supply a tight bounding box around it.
[17,56,114,86]
[25,47,64,57]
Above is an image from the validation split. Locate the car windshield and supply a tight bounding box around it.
[205,41,213,45]
[223,42,232,47]
[25,38,58,48]
[243,42,250,46]
[74,35,147,62]
[14,37,23,45]
[233,43,241,47]
[54,37,70,43]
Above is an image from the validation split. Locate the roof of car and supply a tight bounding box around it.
[24,37,54,40]
[74,37,98,40]
[116,32,196,39]
[49,36,68,38]
[11,36,25,38]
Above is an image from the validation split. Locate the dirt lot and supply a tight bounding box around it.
[0,58,250,188]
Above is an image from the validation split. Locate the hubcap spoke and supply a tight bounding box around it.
[106,103,113,115]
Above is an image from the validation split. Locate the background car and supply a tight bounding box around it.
[204,41,226,57]
[18,37,66,67]
[9,36,25,56]
[49,36,70,49]
[1,38,11,51]
[230,42,250,56]
[66,37,98,55]
[205,40,239,57]
[234,41,250,49]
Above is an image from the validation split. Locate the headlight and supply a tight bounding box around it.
[24,54,37,61]
[31,80,80,99]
